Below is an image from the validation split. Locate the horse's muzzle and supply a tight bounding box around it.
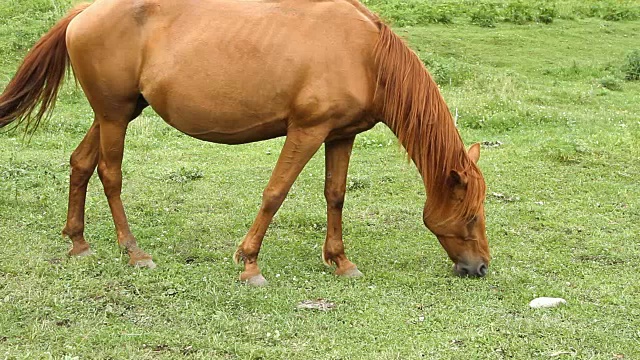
[453,262,488,277]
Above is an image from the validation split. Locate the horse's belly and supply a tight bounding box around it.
[172,118,288,145]
[149,99,289,144]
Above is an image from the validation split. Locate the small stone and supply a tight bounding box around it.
[529,297,567,308]
[165,288,177,296]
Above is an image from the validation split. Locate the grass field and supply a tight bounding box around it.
[1,0,640,359]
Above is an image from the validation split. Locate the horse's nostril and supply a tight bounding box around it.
[477,263,488,277]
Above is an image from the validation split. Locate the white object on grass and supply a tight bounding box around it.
[529,297,567,308]
[296,299,336,311]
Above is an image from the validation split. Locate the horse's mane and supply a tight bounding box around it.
[372,22,485,221]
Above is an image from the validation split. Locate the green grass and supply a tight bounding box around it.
[364,0,640,27]
[2,1,640,359]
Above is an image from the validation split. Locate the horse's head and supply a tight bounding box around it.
[423,144,490,277]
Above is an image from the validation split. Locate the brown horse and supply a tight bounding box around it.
[0,0,489,285]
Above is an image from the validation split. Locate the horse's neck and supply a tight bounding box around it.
[371,23,466,198]
[381,99,466,191]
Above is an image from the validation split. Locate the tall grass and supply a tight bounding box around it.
[363,0,640,27]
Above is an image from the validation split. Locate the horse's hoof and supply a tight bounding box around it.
[337,266,363,278]
[131,258,156,269]
[243,274,268,287]
[68,247,93,257]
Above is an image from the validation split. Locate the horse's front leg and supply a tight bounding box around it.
[234,127,328,286]
[97,117,154,268]
[323,137,362,277]
[62,121,101,256]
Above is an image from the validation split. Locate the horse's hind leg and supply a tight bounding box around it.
[234,126,328,286]
[63,121,100,256]
[63,97,148,258]
[96,99,154,268]
[323,137,362,277]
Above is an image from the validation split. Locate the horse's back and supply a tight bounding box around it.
[66,0,381,143]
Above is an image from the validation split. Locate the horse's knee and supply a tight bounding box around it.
[69,152,96,184]
[261,187,287,213]
[97,160,122,197]
[324,189,345,210]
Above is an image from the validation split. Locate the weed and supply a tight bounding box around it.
[535,3,557,23]
[422,4,455,25]
[599,75,623,91]
[601,5,638,21]
[370,1,456,26]
[623,49,640,81]
[580,1,640,21]
[503,1,534,25]
[167,167,204,184]
[346,176,372,191]
[543,140,586,164]
[421,54,474,87]
[471,4,498,28]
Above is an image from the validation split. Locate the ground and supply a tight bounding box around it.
[1,1,639,359]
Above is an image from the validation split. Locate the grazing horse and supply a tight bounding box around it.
[0,0,490,285]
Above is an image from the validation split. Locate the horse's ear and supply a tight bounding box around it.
[448,169,467,188]
[468,143,481,164]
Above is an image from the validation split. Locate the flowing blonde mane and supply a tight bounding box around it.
[373,22,485,221]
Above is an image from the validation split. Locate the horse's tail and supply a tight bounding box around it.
[0,3,90,133]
